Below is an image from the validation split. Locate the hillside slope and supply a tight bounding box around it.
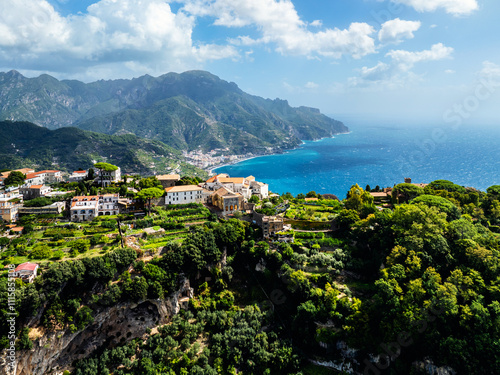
[0,70,348,153]
[0,121,204,176]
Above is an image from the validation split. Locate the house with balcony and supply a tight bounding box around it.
[70,195,99,222]
[98,194,120,216]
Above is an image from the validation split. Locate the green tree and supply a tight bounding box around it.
[248,195,260,204]
[136,187,164,215]
[345,184,374,212]
[139,176,162,190]
[4,171,25,187]
[426,179,466,194]
[411,194,461,220]
[392,183,424,203]
[486,185,500,196]
[30,244,52,259]
[94,162,118,187]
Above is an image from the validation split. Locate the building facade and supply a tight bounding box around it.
[164,185,204,205]
[211,187,244,216]
[253,212,284,238]
[95,167,121,187]
[98,194,120,216]
[19,185,52,200]
[0,190,23,222]
[70,196,99,222]
[11,262,39,283]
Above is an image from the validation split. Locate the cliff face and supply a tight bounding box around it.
[4,279,193,375]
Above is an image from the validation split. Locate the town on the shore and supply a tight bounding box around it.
[1,161,429,284]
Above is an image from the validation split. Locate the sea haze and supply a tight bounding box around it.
[215,123,500,198]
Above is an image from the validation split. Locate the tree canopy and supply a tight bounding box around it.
[4,170,25,187]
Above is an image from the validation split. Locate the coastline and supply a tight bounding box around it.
[208,131,352,175]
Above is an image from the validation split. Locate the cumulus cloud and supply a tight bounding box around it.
[386,42,453,69]
[182,0,377,59]
[478,61,500,82]
[0,0,237,80]
[378,19,421,44]
[391,0,478,16]
[350,43,453,87]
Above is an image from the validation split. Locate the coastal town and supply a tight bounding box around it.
[0,159,438,287]
[1,161,499,375]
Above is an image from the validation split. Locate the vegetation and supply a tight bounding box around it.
[0,71,348,154]
[0,121,207,177]
[1,179,500,375]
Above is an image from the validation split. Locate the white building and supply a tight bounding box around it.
[0,190,23,222]
[68,170,88,182]
[164,185,204,205]
[70,196,99,222]
[205,174,268,199]
[98,194,119,216]
[11,262,39,283]
[95,167,121,187]
[70,194,120,221]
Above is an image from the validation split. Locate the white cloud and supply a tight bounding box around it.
[182,0,377,59]
[305,81,319,89]
[378,19,421,44]
[478,61,500,81]
[391,0,478,16]
[445,69,455,74]
[0,0,236,80]
[386,42,453,69]
[350,43,453,87]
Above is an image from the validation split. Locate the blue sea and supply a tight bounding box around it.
[215,122,500,199]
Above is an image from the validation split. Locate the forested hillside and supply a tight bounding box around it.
[0,70,348,154]
[2,181,500,374]
[0,121,205,176]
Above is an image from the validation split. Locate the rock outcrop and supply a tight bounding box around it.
[4,279,193,375]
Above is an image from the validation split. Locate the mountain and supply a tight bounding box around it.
[0,121,205,176]
[0,70,348,154]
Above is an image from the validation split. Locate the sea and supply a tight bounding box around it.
[214,122,500,199]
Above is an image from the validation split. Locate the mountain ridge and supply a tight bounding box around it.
[0,70,348,154]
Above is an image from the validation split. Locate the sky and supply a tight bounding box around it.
[1,0,500,124]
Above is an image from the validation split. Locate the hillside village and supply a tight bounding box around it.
[0,161,440,289]
[1,162,499,375]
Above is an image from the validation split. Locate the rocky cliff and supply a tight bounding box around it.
[3,279,193,375]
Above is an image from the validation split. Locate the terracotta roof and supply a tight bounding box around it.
[11,227,24,232]
[206,173,228,183]
[157,174,180,180]
[15,262,38,272]
[29,185,43,189]
[165,185,203,193]
[73,170,87,174]
[213,186,239,197]
[370,192,389,197]
[25,173,38,179]
[246,175,255,181]
[36,170,60,174]
[72,195,99,201]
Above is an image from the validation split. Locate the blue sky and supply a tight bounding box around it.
[1,0,500,124]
